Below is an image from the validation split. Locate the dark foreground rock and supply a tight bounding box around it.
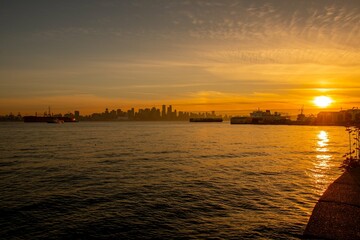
[304,168,360,240]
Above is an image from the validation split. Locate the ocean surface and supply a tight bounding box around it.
[0,122,349,239]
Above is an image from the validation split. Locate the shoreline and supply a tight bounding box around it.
[303,168,360,239]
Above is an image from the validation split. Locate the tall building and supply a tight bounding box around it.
[167,105,172,120]
[127,108,135,120]
[162,105,166,119]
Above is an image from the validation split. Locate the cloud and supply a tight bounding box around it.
[252,92,280,98]
[185,1,359,50]
[200,48,360,66]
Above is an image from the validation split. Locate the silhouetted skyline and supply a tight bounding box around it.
[2,105,360,126]
[0,104,226,122]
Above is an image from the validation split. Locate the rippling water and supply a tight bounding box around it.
[0,122,348,239]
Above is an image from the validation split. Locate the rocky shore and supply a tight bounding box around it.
[304,168,360,240]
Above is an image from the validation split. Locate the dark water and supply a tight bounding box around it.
[0,122,348,239]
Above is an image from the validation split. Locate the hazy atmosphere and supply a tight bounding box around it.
[1,0,359,114]
[2,1,360,239]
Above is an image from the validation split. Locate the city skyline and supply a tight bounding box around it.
[3,104,360,127]
[2,103,359,119]
[1,0,359,114]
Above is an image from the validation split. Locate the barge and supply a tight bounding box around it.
[189,118,223,122]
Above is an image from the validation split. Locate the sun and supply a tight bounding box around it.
[314,96,333,108]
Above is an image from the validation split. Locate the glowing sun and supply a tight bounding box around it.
[314,96,333,108]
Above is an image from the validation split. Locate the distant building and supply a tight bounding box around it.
[74,110,80,121]
[316,108,360,125]
[167,105,173,120]
[316,112,341,125]
[162,105,166,119]
[127,108,135,120]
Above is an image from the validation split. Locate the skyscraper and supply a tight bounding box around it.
[162,105,166,119]
[167,105,173,120]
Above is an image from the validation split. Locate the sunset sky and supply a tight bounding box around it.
[1,0,359,115]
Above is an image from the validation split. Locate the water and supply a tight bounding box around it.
[0,122,349,239]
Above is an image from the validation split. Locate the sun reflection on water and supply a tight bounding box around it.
[317,131,329,148]
[316,130,330,163]
[312,130,333,195]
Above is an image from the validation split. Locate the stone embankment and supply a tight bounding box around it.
[304,168,360,240]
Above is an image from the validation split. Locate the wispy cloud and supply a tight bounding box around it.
[200,48,360,66]
[185,1,359,48]
[32,27,98,39]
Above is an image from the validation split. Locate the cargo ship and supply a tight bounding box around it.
[23,107,78,123]
[231,109,290,124]
[23,116,77,123]
[189,118,223,122]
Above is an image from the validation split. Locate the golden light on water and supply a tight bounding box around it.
[316,130,331,168]
[313,96,333,108]
[312,130,333,195]
[317,131,329,149]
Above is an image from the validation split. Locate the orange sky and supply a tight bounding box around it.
[1,1,359,116]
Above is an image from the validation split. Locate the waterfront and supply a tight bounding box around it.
[0,122,349,239]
